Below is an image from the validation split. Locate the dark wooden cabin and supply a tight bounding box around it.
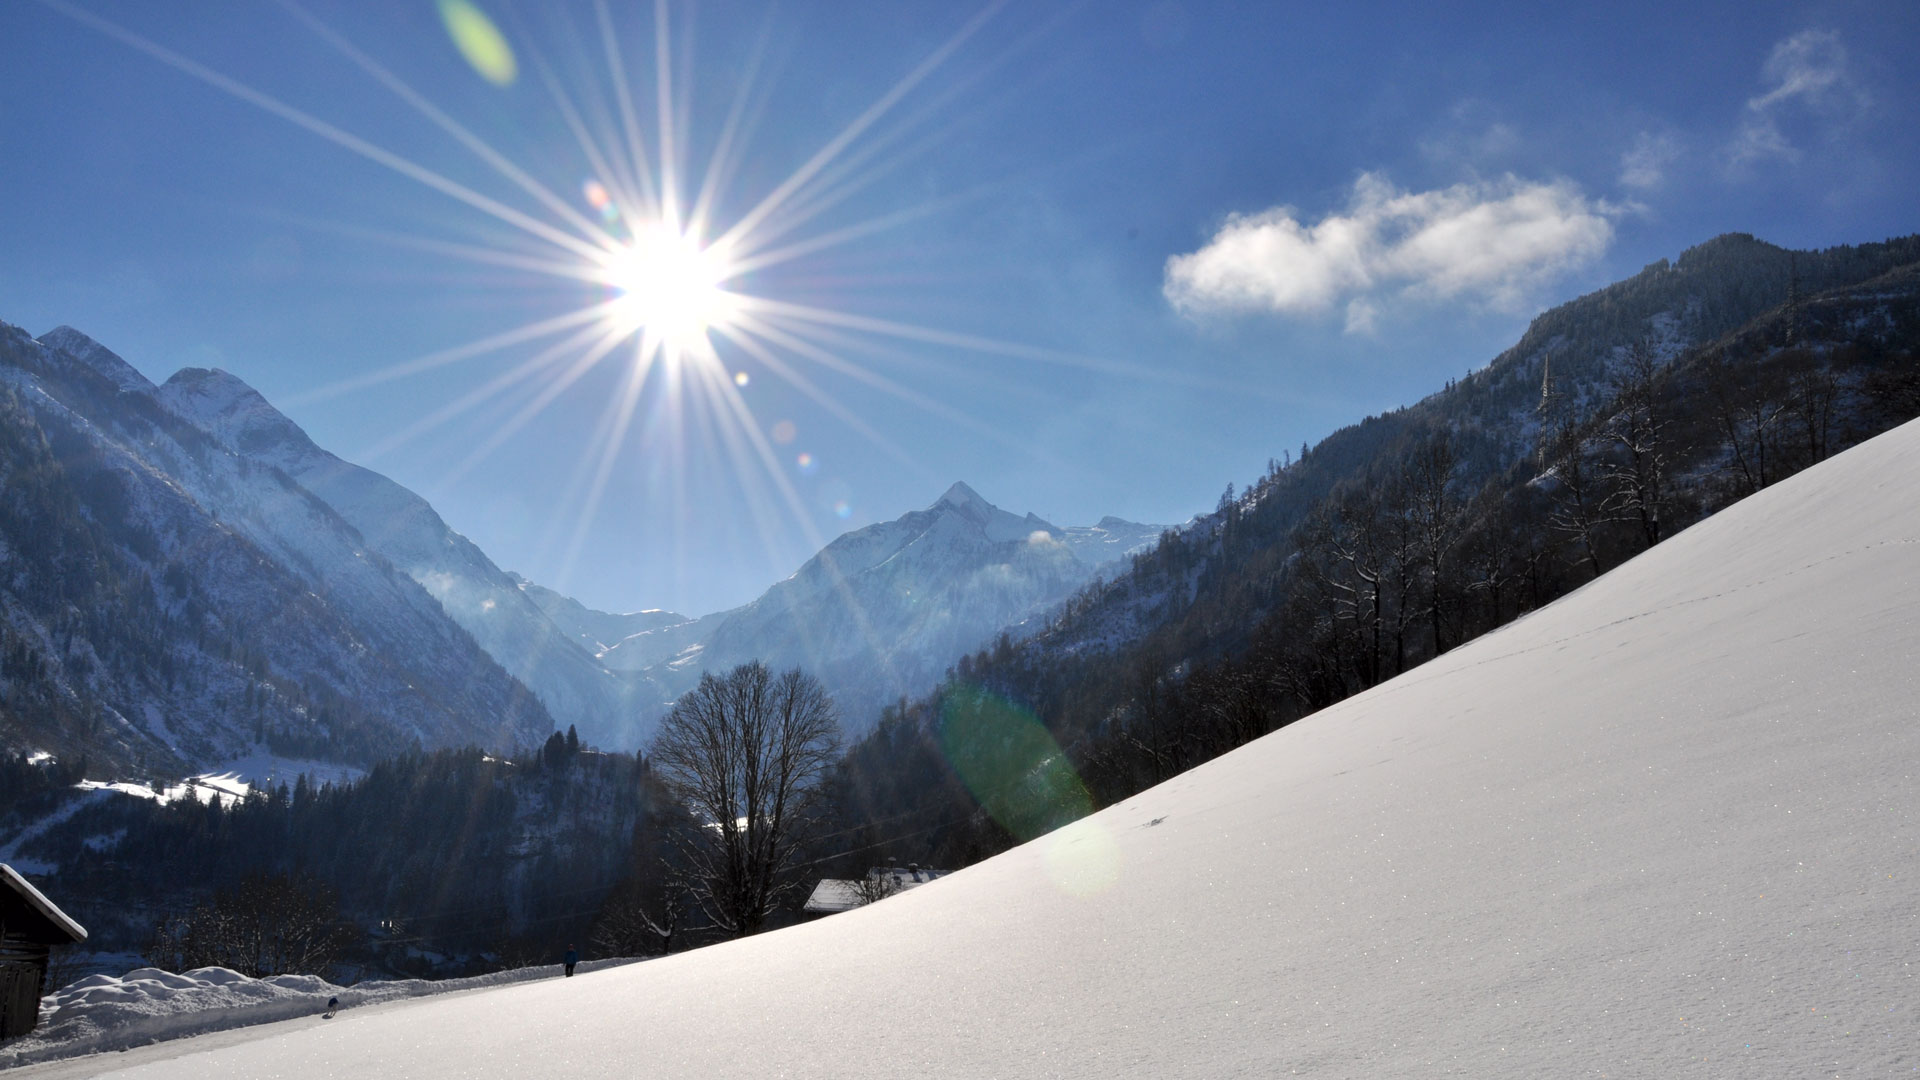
[1,864,87,1040]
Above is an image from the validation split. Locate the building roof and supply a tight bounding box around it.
[803,866,945,915]
[0,863,88,943]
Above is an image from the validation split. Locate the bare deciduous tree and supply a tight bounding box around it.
[1598,339,1669,552]
[1783,347,1840,467]
[588,875,688,956]
[649,662,841,936]
[1405,432,1466,656]
[1706,348,1790,495]
[851,870,903,907]
[149,872,352,977]
[1542,413,1608,579]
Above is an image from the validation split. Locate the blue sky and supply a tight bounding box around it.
[2,1,1914,617]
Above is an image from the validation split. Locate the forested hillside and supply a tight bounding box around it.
[821,233,1920,875]
[5,738,684,976]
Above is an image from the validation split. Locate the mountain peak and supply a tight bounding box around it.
[37,326,153,393]
[158,366,323,468]
[935,481,992,513]
[164,366,270,411]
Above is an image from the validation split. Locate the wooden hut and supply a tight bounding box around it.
[1,864,87,1040]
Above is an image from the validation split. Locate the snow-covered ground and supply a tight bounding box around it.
[66,752,362,809]
[15,417,1920,1078]
[1,959,642,1070]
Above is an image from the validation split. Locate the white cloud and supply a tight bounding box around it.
[1619,131,1682,190]
[1729,29,1863,168]
[1163,173,1614,330]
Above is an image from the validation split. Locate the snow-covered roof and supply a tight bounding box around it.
[804,866,946,914]
[0,863,87,943]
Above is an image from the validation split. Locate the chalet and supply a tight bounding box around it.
[1,864,87,1040]
[803,864,946,916]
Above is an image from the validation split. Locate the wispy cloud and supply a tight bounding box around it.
[1619,131,1682,190]
[1163,173,1614,332]
[1728,29,1864,168]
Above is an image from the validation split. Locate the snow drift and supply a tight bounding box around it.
[1,960,640,1068]
[39,419,1920,1077]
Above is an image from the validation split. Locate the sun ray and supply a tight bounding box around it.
[685,12,778,242]
[438,325,643,486]
[740,54,1074,262]
[354,319,617,465]
[516,6,649,221]
[715,4,1079,270]
[724,198,962,280]
[593,0,662,221]
[553,333,672,583]
[30,0,611,265]
[729,315,1072,471]
[682,364,803,595]
[280,217,612,283]
[714,0,1010,253]
[284,302,620,407]
[653,0,681,228]
[687,359,909,690]
[735,295,1281,396]
[711,323,929,477]
[270,0,615,252]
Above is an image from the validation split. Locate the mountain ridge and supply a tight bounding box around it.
[595,482,1167,732]
[0,322,552,775]
[150,362,669,751]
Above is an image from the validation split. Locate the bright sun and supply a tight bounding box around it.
[599,222,737,353]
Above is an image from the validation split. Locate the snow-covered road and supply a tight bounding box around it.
[23,417,1920,1078]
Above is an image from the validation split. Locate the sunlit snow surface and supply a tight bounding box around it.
[73,753,365,809]
[38,420,1920,1077]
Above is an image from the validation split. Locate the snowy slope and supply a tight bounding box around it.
[46,428,1920,1076]
[153,365,668,750]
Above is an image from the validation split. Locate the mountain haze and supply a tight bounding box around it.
[598,482,1167,732]
[154,366,671,752]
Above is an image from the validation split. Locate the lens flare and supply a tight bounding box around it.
[940,685,1094,843]
[437,0,517,87]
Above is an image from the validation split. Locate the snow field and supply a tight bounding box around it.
[30,417,1920,1078]
[2,959,642,1069]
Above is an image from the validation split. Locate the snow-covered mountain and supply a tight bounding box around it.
[152,365,670,751]
[506,572,688,655]
[55,403,1920,1079]
[2,318,1160,761]
[597,482,1166,730]
[0,323,552,772]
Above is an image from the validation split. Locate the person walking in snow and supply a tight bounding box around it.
[563,944,578,977]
